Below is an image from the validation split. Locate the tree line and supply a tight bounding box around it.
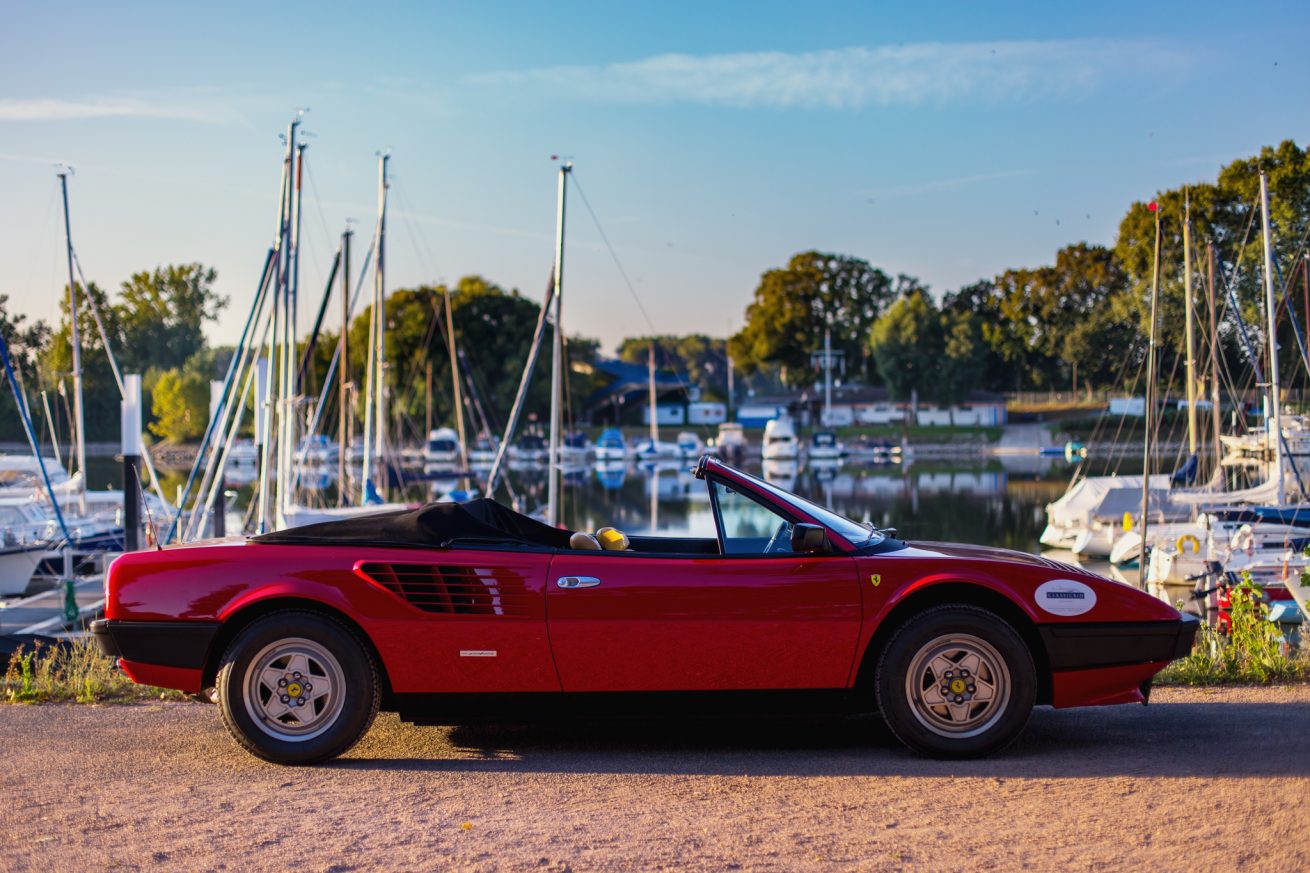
[2,140,1305,447]
[726,140,1310,410]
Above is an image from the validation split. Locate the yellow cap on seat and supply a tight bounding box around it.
[595,527,630,551]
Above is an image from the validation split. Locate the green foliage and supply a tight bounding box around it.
[617,335,728,400]
[3,637,186,704]
[6,265,227,443]
[730,252,899,385]
[149,367,209,442]
[870,288,942,408]
[308,275,602,440]
[935,309,984,414]
[1158,575,1310,685]
[115,264,226,374]
[945,244,1136,392]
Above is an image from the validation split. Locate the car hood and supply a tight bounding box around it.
[893,541,1095,575]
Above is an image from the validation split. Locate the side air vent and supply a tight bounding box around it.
[356,563,532,617]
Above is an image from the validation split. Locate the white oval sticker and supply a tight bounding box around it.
[1034,579,1097,617]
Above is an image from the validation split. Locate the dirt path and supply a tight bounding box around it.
[2,686,1307,872]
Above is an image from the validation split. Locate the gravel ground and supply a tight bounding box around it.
[2,686,1308,872]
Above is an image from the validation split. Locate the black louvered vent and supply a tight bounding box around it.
[357,563,531,616]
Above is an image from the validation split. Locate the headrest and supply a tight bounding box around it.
[595,527,630,551]
[569,531,601,550]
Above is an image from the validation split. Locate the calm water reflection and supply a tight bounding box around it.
[89,454,1085,554]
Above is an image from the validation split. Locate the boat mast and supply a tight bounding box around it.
[824,325,833,429]
[1207,242,1222,483]
[1139,203,1162,589]
[648,343,658,446]
[258,132,293,532]
[359,154,390,502]
[273,119,299,526]
[547,162,570,526]
[727,345,735,421]
[1183,190,1198,461]
[1259,171,1285,505]
[57,171,87,514]
[376,154,389,498]
[338,227,351,506]
[443,283,467,464]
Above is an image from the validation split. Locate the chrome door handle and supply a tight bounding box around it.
[556,576,601,589]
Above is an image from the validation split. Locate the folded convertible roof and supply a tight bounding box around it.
[252,498,572,550]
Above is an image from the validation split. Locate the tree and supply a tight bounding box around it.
[870,289,942,423]
[617,335,729,400]
[324,275,602,441]
[149,367,209,442]
[0,295,51,387]
[940,280,1015,392]
[0,297,52,441]
[730,252,896,385]
[116,264,227,374]
[1114,141,1310,386]
[935,309,984,423]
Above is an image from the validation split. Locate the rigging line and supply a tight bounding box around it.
[570,171,716,440]
[69,248,174,508]
[301,157,336,265]
[18,181,60,316]
[570,172,656,330]
[391,181,445,282]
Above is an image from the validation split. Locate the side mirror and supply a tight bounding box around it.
[791,523,830,553]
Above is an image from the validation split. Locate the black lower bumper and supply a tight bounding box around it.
[90,619,220,670]
[1038,614,1200,671]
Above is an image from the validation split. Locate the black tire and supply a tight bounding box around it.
[874,604,1035,758]
[215,611,380,765]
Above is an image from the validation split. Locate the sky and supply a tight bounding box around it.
[2,0,1308,356]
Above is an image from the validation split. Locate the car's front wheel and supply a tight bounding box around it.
[875,604,1035,758]
[215,611,380,765]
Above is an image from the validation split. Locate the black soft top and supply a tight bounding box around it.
[252,498,571,550]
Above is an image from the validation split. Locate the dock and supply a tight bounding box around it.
[0,574,107,636]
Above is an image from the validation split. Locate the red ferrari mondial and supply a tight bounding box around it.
[93,456,1197,764]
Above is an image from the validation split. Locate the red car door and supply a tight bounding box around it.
[546,481,862,692]
[353,548,561,693]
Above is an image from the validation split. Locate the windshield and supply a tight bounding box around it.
[728,467,884,548]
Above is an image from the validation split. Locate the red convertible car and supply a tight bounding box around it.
[93,456,1197,764]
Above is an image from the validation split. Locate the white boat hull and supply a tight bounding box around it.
[0,543,45,597]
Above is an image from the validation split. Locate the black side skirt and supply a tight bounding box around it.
[91,619,220,670]
[393,689,869,724]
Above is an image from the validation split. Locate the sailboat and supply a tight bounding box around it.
[282,152,410,528]
[633,345,679,460]
[1131,176,1310,613]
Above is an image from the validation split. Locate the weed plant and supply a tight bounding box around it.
[1158,574,1310,685]
[3,636,186,704]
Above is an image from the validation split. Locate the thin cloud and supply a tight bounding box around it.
[869,169,1035,198]
[0,95,242,123]
[470,40,1188,109]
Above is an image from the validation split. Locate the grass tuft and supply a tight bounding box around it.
[3,636,188,704]
[1158,575,1310,686]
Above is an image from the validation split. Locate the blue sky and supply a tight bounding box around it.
[2,1,1307,354]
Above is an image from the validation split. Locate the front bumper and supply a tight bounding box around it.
[90,619,221,670]
[1038,614,1200,671]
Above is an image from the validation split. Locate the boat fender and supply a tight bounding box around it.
[1176,534,1201,555]
[1231,525,1255,555]
[1122,512,1134,533]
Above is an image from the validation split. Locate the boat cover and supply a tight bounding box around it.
[252,498,571,550]
[1046,475,1169,528]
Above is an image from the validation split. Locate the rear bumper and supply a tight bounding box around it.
[90,619,220,671]
[1038,614,1200,671]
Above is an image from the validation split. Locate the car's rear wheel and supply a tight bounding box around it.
[215,611,380,765]
[875,604,1035,758]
